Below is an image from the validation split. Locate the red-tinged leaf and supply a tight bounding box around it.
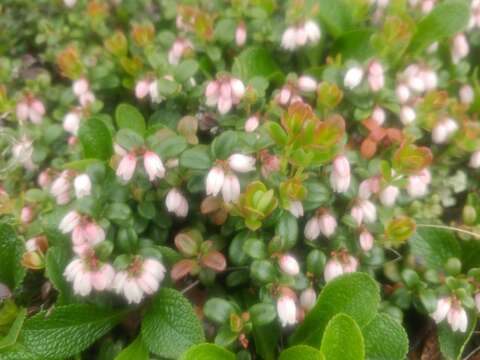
[201,251,227,272]
[362,118,381,132]
[171,259,197,281]
[175,233,200,257]
[392,143,433,174]
[369,127,386,142]
[312,114,345,149]
[386,128,403,143]
[281,102,316,134]
[361,138,377,159]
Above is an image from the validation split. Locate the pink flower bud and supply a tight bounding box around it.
[371,106,386,126]
[218,95,232,114]
[359,230,374,251]
[29,99,45,124]
[281,27,297,51]
[396,84,410,103]
[351,205,364,226]
[143,151,165,181]
[64,258,92,296]
[221,173,241,203]
[298,76,317,92]
[230,78,246,100]
[469,150,480,168]
[452,33,469,64]
[64,0,76,7]
[422,70,438,90]
[135,80,151,99]
[319,212,337,238]
[300,288,317,311]
[460,85,474,104]
[304,217,321,240]
[432,122,449,144]
[368,60,384,92]
[278,86,292,105]
[324,258,344,282]
[359,199,377,223]
[63,111,81,135]
[228,153,256,173]
[433,297,452,323]
[342,255,359,273]
[74,174,91,199]
[37,170,51,189]
[277,295,297,327]
[166,188,189,217]
[288,200,304,218]
[475,293,480,313]
[295,26,308,47]
[447,305,468,333]
[380,185,399,207]
[73,78,89,96]
[344,67,364,89]
[16,101,29,121]
[235,22,247,47]
[330,155,351,193]
[206,166,225,196]
[407,174,428,198]
[279,254,300,276]
[20,206,34,224]
[79,91,95,108]
[304,20,321,43]
[245,115,260,133]
[116,153,137,182]
[91,263,115,291]
[400,106,416,125]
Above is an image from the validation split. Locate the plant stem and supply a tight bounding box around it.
[416,224,480,239]
[181,280,200,294]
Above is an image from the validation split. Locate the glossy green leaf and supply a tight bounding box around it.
[362,314,408,360]
[232,47,282,82]
[44,246,74,305]
[315,0,353,38]
[211,130,237,160]
[0,308,26,350]
[253,322,280,360]
[114,336,149,360]
[78,116,114,160]
[203,298,234,324]
[180,145,212,170]
[280,345,324,360]
[115,103,146,136]
[179,343,235,360]
[0,224,25,290]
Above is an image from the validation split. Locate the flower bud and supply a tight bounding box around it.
[344,67,364,89]
[298,76,317,92]
[447,305,468,333]
[367,60,384,92]
[20,206,34,224]
[304,20,321,43]
[432,122,448,144]
[300,288,316,311]
[400,106,416,125]
[324,258,344,282]
[245,115,260,133]
[279,254,300,276]
[396,84,410,103]
[407,174,429,198]
[37,170,51,189]
[166,188,189,217]
[74,174,92,198]
[228,153,256,173]
[359,199,377,223]
[63,111,81,135]
[206,166,225,196]
[281,27,297,51]
[304,217,321,240]
[135,79,151,99]
[73,78,89,96]
[277,295,297,327]
[342,255,359,273]
[380,185,399,207]
[460,85,474,104]
[64,0,76,7]
[359,230,374,251]
[318,212,337,238]
[116,153,137,182]
[59,210,81,234]
[235,22,247,47]
[221,173,241,203]
[143,151,165,181]
[295,26,307,47]
[330,155,351,193]
[288,200,304,218]
[351,205,364,226]
[371,106,386,126]
[230,78,246,100]
[469,150,480,168]
[451,33,469,64]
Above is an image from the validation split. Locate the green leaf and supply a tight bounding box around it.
[409,0,469,54]
[114,336,149,360]
[275,213,298,250]
[279,345,324,360]
[20,304,125,359]
[115,128,145,150]
[180,145,212,170]
[78,116,114,160]
[203,298,234,324]
[0,224,25,290]
[63,159,103,171]
[291,273,380,347]
[409,228,461,269]
[253,322,280,360]
[362,314,408,360]
[211,130,237,160]
[179,343,235,360]
[44,246,73,305]
[303,181,331,212]
[0,308,26,350]
[141,288,205,359]
[331,29,374,61]
[438,309,477,360]
[249,303,277,326]
[154,135,188,159]
[265,122,288,146]
[314,0,353,38]
[320,313,365,360]
[232,47,282,82]
[115,103,146,136]
[175,60,199,83]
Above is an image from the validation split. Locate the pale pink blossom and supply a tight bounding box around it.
[135,80,151,99]
[20,206,34,224]
[324,258,344,282]
[221,173,241,203]
[469,150,480,168]
[277,295,297,327]
[59,210,81,233]
[300,288,316,311]
[235,22,247,47]
[228,153,256,173]
[380,185,399,207]
[344,67,364,89]
[245,115,260,133]
[116,153,137,182]
[206,166,225,196]
[64,258,115,296]
[73,78,90,96]
[372,106,386,126]
[359,230,374,251]
[319,212,337,238]
[460,85,474,104]
[288,200,304,218]
[367,60,384,92]
[448,305,468,332]
[279,254,300,276]
[165,188,189,217]
[63,111,81,135]
[74,174,91,199]
[298,76,317,92]
[451,33,469,64]
[143,151,165,181]
[304,217,321,240]
[330,155,351,193]
[71,221,105,255]
[400,106,416,125]
[396,84,410,103]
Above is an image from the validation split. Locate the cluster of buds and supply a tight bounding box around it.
[451,33,469,64]
[431,297,468,333]
[330,155,351,193]
[16,95,45,124]
[344,59,385,92]
[113,257,166,304]
[73,78,95,108]
[432,117,458,144]
[407,168,431,198]
[304,209,337,240]
[281,20,321,51]
[324,251,359,282]
[50,171,92,204]
[275,84,303,107]
[116,149,166,182]
[205,153,256,202]
[59,211,104,255]
[351,199,377,226]
[168,38,194,65]
[205,76,245,114]
[64,255,115,296]
[359,176,399,208]
[135,77,163,103]
[165,188,189,217]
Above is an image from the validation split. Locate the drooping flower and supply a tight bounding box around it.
[277,294,297,327]
[165,188,189,217]
[344,67,364,90]
[330,155,351,193]
[116,153,137,182]
[143,151,166,181]
[74,174,92,199]
[278,254,300,276]
[64,257,115,296]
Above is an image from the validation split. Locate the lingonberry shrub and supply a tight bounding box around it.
[0,0,479,359]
